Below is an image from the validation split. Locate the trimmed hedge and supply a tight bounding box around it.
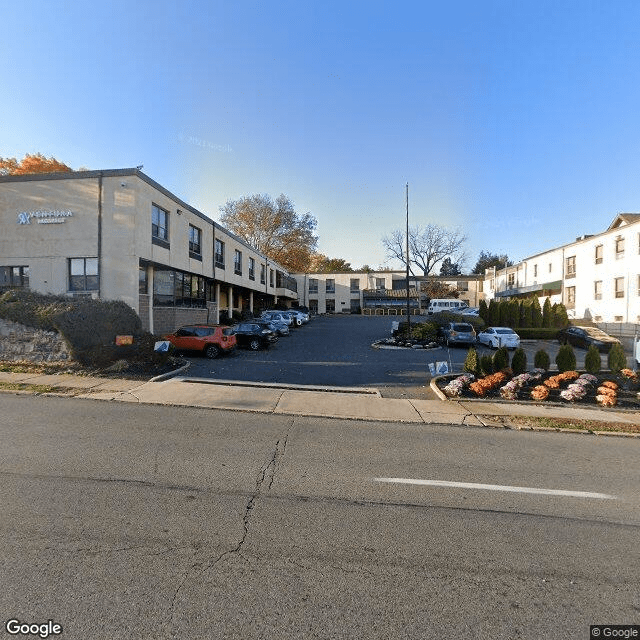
[514,327,559,340]
[430,311,485,331]
[0,290,144,365]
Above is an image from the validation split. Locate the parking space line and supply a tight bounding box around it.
[374,477,616,500]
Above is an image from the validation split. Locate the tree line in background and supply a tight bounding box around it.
[478,297,568,329]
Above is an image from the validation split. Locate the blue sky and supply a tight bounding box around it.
[3,0,640,271]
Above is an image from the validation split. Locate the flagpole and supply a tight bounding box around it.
[406,183,410,334]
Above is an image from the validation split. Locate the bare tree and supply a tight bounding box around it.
[382,224,467,276]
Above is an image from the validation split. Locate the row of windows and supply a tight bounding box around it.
[215,239,275,286]
[2,259,99,294]
[153,205,287,289]
[308,277,387,294]
[564,276,640,305]
[529,235,640,279]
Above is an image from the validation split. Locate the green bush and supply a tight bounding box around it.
[411,322,439,342]
[480,355,494,376]
[534,348,551,371]
[511,348,527,375]
[493,346,510,371]
[488,300,500,325]
[479,299,489,323]
[607,343,627,375]
[463,347,480,375]
[555,344,577,373]
[542,297,553,328]
[584,345,602,374]
[531,298,543,328]
[552,303,569,329]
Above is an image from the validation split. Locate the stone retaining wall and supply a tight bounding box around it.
[0,319,70,362]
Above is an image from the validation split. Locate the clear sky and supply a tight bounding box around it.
[3,0,640,272]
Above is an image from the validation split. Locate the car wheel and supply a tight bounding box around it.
[249,338,261,350]
[205,344,220,359]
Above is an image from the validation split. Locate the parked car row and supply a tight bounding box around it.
[162,309,311,358]
[441,323,621,352]
[440,323,522,349]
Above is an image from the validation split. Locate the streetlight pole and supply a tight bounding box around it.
[406,183,411,334]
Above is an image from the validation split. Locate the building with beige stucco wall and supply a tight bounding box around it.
[0,169,297,335]
[294,270,485,315]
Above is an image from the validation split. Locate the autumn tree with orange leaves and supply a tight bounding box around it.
[0,153,73,176]
[219,193,318,273]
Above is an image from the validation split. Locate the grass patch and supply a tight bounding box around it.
[507,416,640,434]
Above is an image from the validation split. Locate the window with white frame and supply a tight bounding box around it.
[326,279,335,294]
[350,278,360,294]
[533,264,538,277]
[308,278,318,294]
[260,264,266,284]
[269,269,274,287]
[234,250,242,276]
[248,257,255,280]
[69,258,98,291]
[507,273,515,287]
[615,277,625,298]
[615,236,625,258]
[566,286,576,306]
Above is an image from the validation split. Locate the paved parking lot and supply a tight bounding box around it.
[184,315,606,399]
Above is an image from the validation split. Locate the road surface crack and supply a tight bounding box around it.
[167,420,293,632]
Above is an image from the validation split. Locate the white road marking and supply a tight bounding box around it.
[374,478,616,500]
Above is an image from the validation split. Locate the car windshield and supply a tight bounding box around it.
[453,324,473,332]
[495,329,516,334]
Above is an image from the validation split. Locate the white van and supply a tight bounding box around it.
[426,299,468,315]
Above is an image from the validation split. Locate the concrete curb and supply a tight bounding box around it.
[149,359,191,383]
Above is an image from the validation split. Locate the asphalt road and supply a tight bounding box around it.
[185,315,593,398]
[1,395,639,639]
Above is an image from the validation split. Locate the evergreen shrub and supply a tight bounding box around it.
[584,345,601,374]
[493,346,510,371]
[607,343,627,375]
[555,344,577,372]
[463,347,480,375]
[534,348,550,371]
[511,348,527,375]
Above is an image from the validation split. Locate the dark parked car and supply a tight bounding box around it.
[163,324,236,358]
[557,326,621,352]
[232,322,278,350]
[440,322,477,347]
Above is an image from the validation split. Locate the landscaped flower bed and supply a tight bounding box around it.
[438,368,640,409]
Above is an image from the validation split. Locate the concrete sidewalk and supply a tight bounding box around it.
[1,371,639,435]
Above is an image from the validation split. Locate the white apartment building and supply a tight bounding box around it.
[0,169,297,335]
[295,271,485,314]
[486,214,640,323]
